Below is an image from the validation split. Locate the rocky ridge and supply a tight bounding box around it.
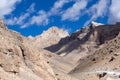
[28,26,69,49]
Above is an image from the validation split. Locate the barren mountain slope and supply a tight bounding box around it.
[70,32,120,80]
[44,22,120,80]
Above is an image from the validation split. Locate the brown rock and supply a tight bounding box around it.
[0,19,57,80]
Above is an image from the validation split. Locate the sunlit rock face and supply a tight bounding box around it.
[30,26,69,49]
[0,20,57,80]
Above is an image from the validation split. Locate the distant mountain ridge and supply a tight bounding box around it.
[45,22,120,55]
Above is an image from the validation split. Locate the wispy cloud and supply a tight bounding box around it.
[62,0,88,21]
[31,10,48,26]
[5,0,120,29]
[0,0,21,18]
[4,0,89,28]
[21,0,72,28]
[5,3,35,28]
[22,10,49,28]
[30,0,72,27]
[109,0,120,23]
[84,0,110,26]
[49,0,71,15]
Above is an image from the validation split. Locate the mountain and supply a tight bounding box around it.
[0,19,120,80]
[45,22,120,80]
[45,22,120,56]
[30,26,69,49]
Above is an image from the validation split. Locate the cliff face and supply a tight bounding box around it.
[1,19,120,80]
[0,19,57,80]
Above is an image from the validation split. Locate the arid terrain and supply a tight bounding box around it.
[0,19,120,80]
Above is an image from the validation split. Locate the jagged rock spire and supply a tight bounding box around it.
[40,26,69,39]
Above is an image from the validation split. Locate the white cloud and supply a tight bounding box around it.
[84,0,109,26]
[16,3,35,25]
[21,10,48,28]
[31,10,48,26]
[0,0,21,18]
[5,3,35,28]
[62,0,88,21]
[30,0,71,27]
[3,0,120,30]
[49,0,71,15]
[21,0,72,28]
[109,0,120,23]
[5,17,17,25]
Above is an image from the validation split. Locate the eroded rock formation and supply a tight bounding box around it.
[0,19,56,80]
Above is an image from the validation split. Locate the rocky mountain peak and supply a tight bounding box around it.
[40,26,69,39]
[91,21,103,27]
[28,26,69,49]
[62,21,103,42]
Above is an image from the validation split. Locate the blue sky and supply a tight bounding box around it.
[0,0,120,36]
